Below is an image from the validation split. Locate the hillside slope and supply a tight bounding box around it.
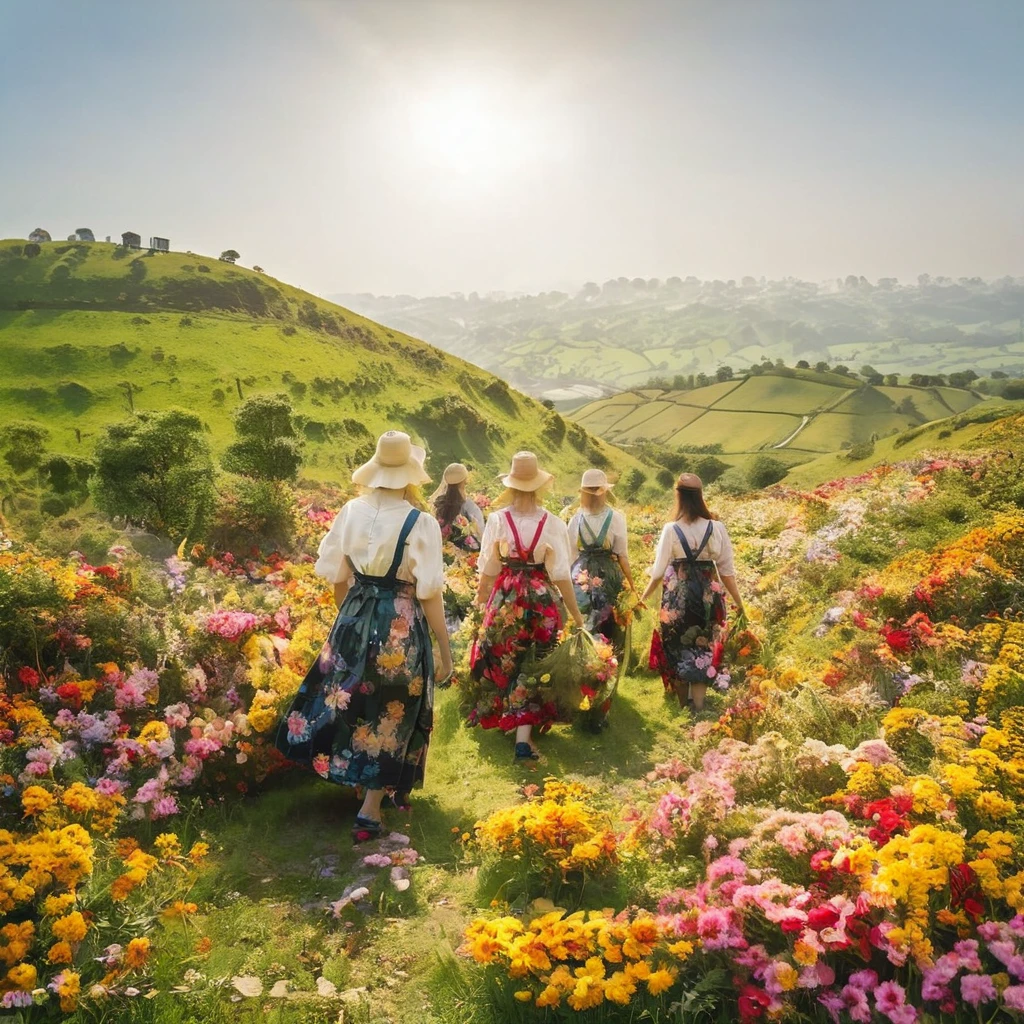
[0,240,640,489]
[573,368,989,457]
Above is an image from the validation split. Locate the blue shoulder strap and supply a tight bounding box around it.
[673,521,714,562]
[580,509,614,548]
[384,509,421,582]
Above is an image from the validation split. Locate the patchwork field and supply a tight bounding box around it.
[574,370,989,456]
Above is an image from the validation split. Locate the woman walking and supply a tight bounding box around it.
[641,473,744,712]
[567,469,636,728]
[276,431,453,841]
[432,463,485,633]
[467,451,584,762]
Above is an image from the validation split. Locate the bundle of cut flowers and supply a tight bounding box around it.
[524,627,618,722]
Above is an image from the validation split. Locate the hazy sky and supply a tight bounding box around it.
[2,0,1022,296]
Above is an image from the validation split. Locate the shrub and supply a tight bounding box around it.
[211,478,296,554]
[93,408,216,539]
[221,394,302,482]
[2,420,50,473]
[845,440,876,461]
[747,455,788,489]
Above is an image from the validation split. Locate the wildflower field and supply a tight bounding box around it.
[2,414,1024,1023]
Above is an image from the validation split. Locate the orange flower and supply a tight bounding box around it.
[124,937,151,969]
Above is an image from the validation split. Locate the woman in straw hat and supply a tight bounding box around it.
[276,431,453,841]
[640,473,744,713]
[566,469,637,728]
[466,451,585,761]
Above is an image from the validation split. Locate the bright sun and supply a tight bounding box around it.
[406,81,537,178]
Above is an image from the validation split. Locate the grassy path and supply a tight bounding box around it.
[137,670,684,1024]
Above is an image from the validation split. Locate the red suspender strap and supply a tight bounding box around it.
[504,510,527,561]
[525,513,548,561]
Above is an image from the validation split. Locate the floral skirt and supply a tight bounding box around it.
[275,578,433,792]
[649,560,726,693]
[572,549,627,658]
[443,549,478,636]
[465,565,563,731]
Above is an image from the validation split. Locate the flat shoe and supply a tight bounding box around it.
[352,815,382,843]
[514,742,540,762]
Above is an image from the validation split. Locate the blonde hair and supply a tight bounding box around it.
[360,484,428,510]
[580,487,614,512]
[495,485,546,512]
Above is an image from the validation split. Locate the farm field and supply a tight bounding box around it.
[573,370,990,457]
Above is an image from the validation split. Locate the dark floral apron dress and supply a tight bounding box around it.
[275,509,433,794]
[649,522,726,698]
[441,505,481,635]
[572,510,627,728]
[465,511,563,732]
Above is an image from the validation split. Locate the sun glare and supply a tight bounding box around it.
[406,81,537,179]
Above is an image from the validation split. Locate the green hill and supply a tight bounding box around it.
[573,368,990,458]
[0,240,642,499]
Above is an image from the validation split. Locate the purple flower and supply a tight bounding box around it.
[960,974,996,1006]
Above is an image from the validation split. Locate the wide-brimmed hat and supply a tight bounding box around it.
[580,468,613,493]
[352,431,431,490]
[443,463,469,486]
[501,451,553,492]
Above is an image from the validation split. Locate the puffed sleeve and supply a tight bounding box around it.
[465,500,485,536]
[611,510,629,556]
[648,523,675,581]
[567,512,581,552]
[714,520,736,577]
[478,511,503,577]
[543,516,572,582]
[408,513,445,600]
[314,505,352,584]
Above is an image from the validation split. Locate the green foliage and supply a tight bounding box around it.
[1,420,49,473]
[93,408,216,539]
[747,455,787,489]
[222,394,303,482]
[845,440,876,461]
[211,478,296,553]
[621,467,647,500]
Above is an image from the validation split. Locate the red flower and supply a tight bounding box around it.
[738,985,771,1021]
[55,682,83,709]
[93,564,119,579]
[807,905,840,931]
[880,625,913,653]
[17,666,40,688]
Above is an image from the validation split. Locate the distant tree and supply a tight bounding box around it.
[884,374,899,387]
[741,276,757,289]
[693,455,729,485]
[877,277,898,290]
[748,363,765,376]
[947,370,979,390]
[222,394,302,482]
[2,421,50,473]
[541,399,555,409]
[795,360,810,369]
[666,276,683,289]
[814,361,830,373]
[715,365,734,382]
[992,370,1009,379]
[917,273,931,288]
[747,455,788,489]
[630,277,646,290]
[647,278,660,290]
[253,265,264,274]
[695,372,711,388]
[897,396,919,417]
[859,364,880,379]
[23,242,40,258]
[1004,381,1024,400]
[219,249,240,263]
[581,281,600,298]
[833,365,851,377]
[844,275,859,289]
[671,374,688,391]
[93,409,215,538]
[621,467,647,500]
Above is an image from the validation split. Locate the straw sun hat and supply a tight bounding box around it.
[580,468,613,493]
[351,431,431,490]
[501,451,553,492]
[443,463,469,486]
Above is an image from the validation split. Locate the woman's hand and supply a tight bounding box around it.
[436,654,454,686]
[573,612,585,629]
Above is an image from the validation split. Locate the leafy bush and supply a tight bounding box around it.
[210,478,296,553]
[221,394,302,482]
[845,440,876,461]
[747,455,788,489]
[2,420,50,473]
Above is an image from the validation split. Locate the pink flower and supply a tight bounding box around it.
[1003,986,1024,1011]
[312,754,330,778]
[875,981,909,1019]
[286,712,310,742]
[960,974,996,1006]
[151,795,179,818]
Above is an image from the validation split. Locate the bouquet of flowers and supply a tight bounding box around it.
[524,626,619,721]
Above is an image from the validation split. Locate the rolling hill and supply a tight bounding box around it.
[336,276,1024,398]
[0,240,642,500]
[572,367,990,457]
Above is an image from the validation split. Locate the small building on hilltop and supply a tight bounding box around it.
[28,228,51,243]
[121,231,141,249]
[149,236,170,252]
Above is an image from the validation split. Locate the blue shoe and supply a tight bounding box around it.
[352,815,382,843]
[514,742,539,762]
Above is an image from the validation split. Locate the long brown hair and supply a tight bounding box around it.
[673,475,716,522]
[433,483,465,529]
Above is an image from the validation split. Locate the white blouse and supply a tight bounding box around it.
[648,518,736,580]
[314,493,445,601]
[461,498,485,536]
[478,507,572,582]
[568,508,628,557]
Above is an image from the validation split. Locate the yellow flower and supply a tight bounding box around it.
[793,941,818,966]
[138,720,170,744]
[775,963,799,992]
[43,893,76,917]
[6,962,37,991]
[124,937,151,969]
[536,985,561,1008]
[61,782,99,815]
[154,833,182,858]
[48,940,73,964]
[647,967,678,996]
[57,970,81,1012]
[22,785,54,816]
[188,841,210,863]
[513,990,533,1002]
[604,970,637,1005]
[52,911,88,944]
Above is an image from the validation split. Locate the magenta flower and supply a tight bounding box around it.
[960,973,996,1006]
